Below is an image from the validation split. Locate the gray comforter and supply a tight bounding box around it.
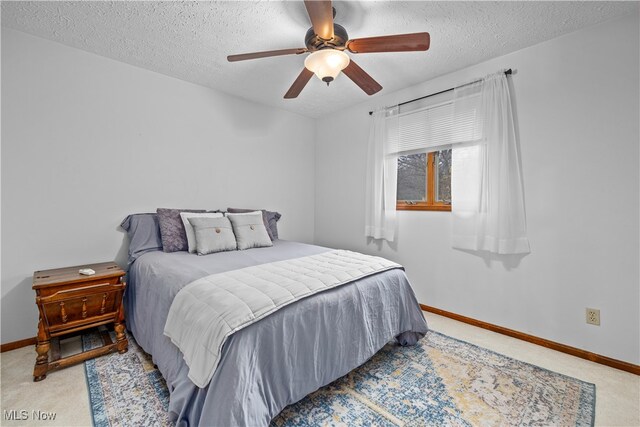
[125,240,428,426]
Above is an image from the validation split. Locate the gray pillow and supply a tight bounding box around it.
[264,211,282,240]
[157,208,206,253]
[120,213,162,264]
[226,208,281,240]
[188,216,237,255]
[226,212,273,250]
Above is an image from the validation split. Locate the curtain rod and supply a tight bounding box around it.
[368,68,512,115]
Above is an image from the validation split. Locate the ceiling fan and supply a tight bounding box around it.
[227,0,430,99]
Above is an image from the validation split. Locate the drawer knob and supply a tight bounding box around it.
[100,293,107,314]
[82,297,88,318]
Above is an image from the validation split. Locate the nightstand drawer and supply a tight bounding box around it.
[40,286,122,333]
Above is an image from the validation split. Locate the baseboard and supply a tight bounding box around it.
[6,307,638,375]
[1,336,36,353]
[420,304,640,376]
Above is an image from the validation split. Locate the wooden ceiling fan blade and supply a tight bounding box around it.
[227,48,307,62]
[304,0,334,40]
[347,32,430,53]
[284,68,314,99]
[342,60,382,96]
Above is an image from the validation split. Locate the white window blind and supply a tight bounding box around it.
[452,82,484,145]
[389,84,483,155]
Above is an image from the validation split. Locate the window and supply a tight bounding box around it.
[396,149,451,211]
[392,90,455,211]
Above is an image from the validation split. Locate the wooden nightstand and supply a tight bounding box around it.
[32,262,128,381]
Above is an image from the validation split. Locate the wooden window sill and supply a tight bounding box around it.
[396,203,451,212]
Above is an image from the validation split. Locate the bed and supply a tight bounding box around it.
[122,214,428,426]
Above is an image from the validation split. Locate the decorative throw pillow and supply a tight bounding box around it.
[157,208,206,253]
[120,213,163,264]
[188,216,237,255]
[264,211,282,240]
[226,212,273,250]
[180,212,224,253]
[226,208,281,241]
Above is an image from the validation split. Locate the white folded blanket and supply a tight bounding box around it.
[163,249,401,388]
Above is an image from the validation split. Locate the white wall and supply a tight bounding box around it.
[1,28,316,343]
[315,14,639,364]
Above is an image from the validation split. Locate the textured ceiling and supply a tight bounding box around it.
[2,1,637,118]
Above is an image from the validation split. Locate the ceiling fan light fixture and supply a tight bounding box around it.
[304,49,350,85]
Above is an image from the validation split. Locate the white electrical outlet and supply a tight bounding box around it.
[586,308,600,326]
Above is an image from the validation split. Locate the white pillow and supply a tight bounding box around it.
[180,212,224,253]
[225,210,263,216]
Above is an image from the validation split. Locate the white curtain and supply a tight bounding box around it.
[452,72,530,254]
[365,107,399,242]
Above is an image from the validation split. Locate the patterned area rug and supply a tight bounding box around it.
[83,330,595,426]
[83,332,171,427]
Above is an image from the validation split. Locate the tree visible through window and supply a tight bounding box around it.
[397,149,451,211]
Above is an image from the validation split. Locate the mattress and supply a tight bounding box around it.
[125,240,428,426]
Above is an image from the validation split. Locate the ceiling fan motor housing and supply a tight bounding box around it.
[305,23,349,51]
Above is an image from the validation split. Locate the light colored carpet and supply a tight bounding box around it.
[1,312,638,426]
